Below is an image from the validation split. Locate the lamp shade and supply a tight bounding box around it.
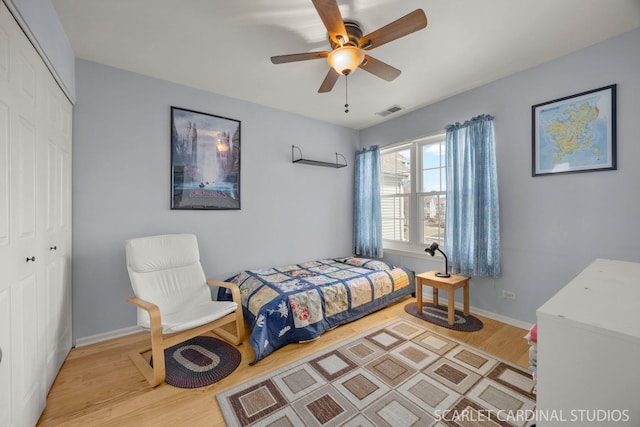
[425,242,439,257]
[424,242,450,278]
[327,46,364,76]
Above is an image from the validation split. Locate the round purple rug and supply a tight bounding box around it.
[404,302,483,332]
[151,336,241,388]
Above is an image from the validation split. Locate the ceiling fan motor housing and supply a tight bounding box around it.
[330,20,363,49]
[327,21,365,75]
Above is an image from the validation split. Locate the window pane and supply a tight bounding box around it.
[421,194,445,245]
[422,169,441,193]
[422,143,440,169]
[421,141,446,193]
[440,167,446,192]
[381,195,409,241]
[381,149,411,195]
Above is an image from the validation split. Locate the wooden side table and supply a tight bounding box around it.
[416,271,470,325]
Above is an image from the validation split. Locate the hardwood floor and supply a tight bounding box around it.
[38,297,531,426]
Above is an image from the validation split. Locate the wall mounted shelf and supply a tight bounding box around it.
[291,145,347,168]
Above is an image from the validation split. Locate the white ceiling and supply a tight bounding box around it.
[52,0,640,130]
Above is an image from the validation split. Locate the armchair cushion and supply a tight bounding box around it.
[140,300,238,334]
[126,233,201,273]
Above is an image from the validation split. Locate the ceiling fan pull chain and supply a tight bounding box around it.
[344,75,349,114]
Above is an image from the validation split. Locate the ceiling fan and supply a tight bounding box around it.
[270,0,428,94]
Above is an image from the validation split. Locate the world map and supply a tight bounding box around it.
[536,92,610,173]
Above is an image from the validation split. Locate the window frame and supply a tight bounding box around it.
[380,131,446,256]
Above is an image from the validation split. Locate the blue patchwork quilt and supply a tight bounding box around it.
[222,257,414,364]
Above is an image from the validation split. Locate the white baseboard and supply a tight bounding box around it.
[73,297,533,347]
[470,306,533,331]
[74,325,144,348]
[419,290,533,331]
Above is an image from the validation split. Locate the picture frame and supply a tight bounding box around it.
[532,84,616,177]
[170,107,241,209]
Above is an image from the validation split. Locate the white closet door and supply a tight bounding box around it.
[0,6,11,424]
[42,70,73,390]
[0,2,72,425]
[7,5,46,424]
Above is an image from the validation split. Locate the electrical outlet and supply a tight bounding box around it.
[502,290,517,300]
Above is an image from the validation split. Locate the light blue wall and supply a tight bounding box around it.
[6,0,75,99]
[32,0,638,337]
[72,59,357,340]
[360,28,640,324]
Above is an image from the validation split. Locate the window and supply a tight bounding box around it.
[381,132,446,253]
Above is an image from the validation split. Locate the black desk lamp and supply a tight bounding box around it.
[425,242,450,278]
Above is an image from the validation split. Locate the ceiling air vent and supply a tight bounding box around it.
[376,105,403,117]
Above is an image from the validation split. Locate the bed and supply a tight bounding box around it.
[221,256,414,364]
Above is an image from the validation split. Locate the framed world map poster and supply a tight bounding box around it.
[532,84,616,176]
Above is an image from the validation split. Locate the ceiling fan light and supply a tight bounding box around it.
[328,46,364,75]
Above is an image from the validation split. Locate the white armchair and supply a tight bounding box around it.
[125,233,244,386]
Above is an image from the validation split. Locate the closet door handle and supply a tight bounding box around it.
[50,246,57,251]
[26,256,36,262]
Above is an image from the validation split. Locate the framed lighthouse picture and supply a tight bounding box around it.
[170,107,241,210]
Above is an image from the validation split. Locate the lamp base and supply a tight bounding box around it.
[435,272,451,278]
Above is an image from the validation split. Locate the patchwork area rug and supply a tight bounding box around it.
[151,336,241,388]
[217,317,535,426]
[405,302,484,332]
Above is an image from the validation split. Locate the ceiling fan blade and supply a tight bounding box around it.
[318,68,340,93]
[360,9,427,50]
[359,55,401,81]
[312,0,348,45]
[271,51,329,64]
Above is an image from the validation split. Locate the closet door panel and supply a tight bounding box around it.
[0,15,8,82]
[0,287,11,427]
[0,9,9,260]
[57,145,72,365]
[11,272,44,427]
[14,116,37,235]
[9,1,40,268]
[0,101,8,263]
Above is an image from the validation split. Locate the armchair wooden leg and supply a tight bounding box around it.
[213,310,245,345]
[128,345,166,387]
[128,346,164,387]
[213,324,243,346]
[150,345,166,387]
[128,319,168,387]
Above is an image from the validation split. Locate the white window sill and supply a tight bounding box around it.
[383,247,443,260]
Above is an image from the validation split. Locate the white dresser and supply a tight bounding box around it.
[536,259,640,426]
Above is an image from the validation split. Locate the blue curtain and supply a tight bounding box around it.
[444,114,500,277]
[353,145,383,258]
